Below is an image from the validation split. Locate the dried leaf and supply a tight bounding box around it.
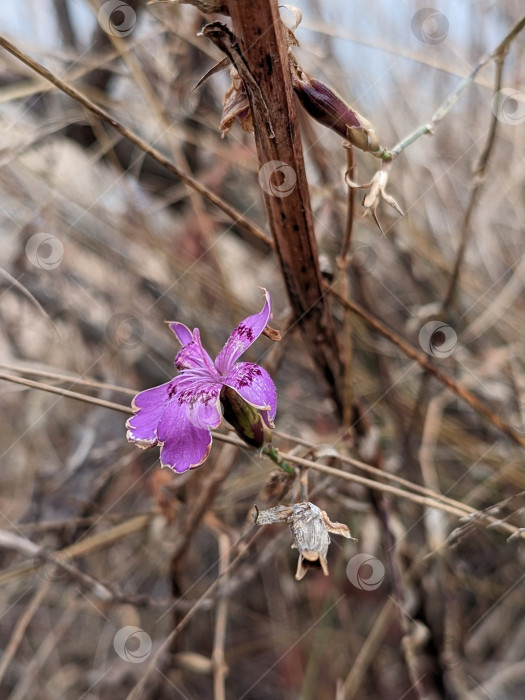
[262,325,281,342]
[220,67,253,135]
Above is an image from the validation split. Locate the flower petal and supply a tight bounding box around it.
[156,397,213,472]
[126,381,173,448]
[174,375,223,430]
[223,361,277,422]
[214,290,272,375]
[169,324,218,377]
[170,322,193,347]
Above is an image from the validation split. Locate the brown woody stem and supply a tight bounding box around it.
[204,4,345,414]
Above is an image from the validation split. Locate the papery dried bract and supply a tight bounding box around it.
[255,502,355,580]
[346,167,403,234]
[220,67,253,135]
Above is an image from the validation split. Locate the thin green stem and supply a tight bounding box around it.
[389,15,525,159]
[262,445,295,474]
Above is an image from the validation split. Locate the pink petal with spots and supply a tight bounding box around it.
[215,290,272,375]
[156,396,213,472]
[170,325,218,376]
[223,362,277,422]
[170,374,223,430]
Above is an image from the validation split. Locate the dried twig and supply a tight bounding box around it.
[328,288,525,448]
[442,30,515,310]
[0,34,272,249]
[0,372,521,535]
[212,533,230,700]
[0,580,51,685]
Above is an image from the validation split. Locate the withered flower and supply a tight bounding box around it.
[346,166,403,234]
[292,71,391,160]
[255,502,355,580]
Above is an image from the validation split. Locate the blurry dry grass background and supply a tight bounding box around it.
[0,0,525,698]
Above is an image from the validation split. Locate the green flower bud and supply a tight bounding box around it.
[220,386,273,449]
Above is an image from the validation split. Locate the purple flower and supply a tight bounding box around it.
[126,290,277,473]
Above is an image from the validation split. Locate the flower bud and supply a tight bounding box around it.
[292,73,384,156]
[220,386,273,449]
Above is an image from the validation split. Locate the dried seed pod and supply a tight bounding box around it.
[255,502,356,580]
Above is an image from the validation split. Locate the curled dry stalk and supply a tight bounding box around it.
[441,30,520,311]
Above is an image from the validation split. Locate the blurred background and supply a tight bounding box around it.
[0,1,524,698]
